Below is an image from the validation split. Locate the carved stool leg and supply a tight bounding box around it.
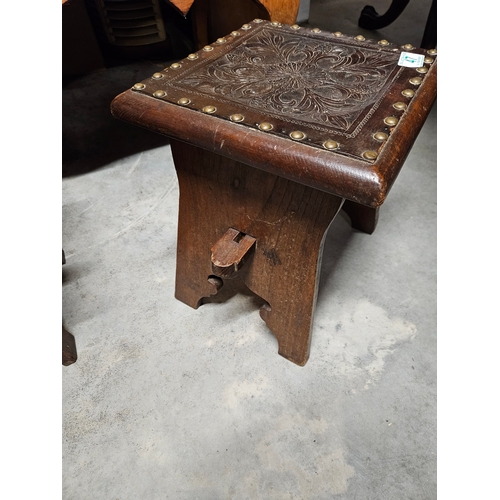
[342,199,379,235]
[171,140,343,365]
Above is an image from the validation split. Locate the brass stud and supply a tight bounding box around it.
[290,130,306,140]
[216,37,227,44]
[258,122,273,131]
[231,31,240,36]
[178,97,191,105]
[409,76,422,85]
[312,28,321,33]
[171,63,181,69]
[403,43,414,50]
[203,45,214,51]
[152,72,164,79]
[378,39,390,46]
[402,89,415,98]
[416,66,428,74]
[355,35,365,41]
[254,18,263,23]
[202,105,216,114]
[241,24,251,30]
[424,56,434,64]
[373,132,388,142]
[384,116,399,126]
[271,21,282,27]
[363,150,378,160]
[333,31,343,37]
[427,48,437,56]
[323,140,339,150]
[393,101,407,111]
[230,113,244,122]
[153,90,166,98]
[187,53,198,60]
[132,83,145,90]
[291,24,300,30]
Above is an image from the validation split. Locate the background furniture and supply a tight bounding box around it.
[62,326,78,366]
[359,0,436,48]
[167,0,300,48]
[62,0,106,78]
[62,250,77,366]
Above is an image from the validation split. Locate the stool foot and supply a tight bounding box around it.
[342,200,379,235]
[171,140,343,365]
[259,303,310,366]
[174,274,222,309]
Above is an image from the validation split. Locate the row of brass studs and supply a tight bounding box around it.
[245,19,440,54]
[366,91,415,159]
[128,88,407,161]
[365,66,426,159]
[256,122,311,144]
[132,33,234,90]
[366,110,403,159]
[364,51,437,161]
[169,21,438,75]
[128,86,409,160]
[189,111,340,150]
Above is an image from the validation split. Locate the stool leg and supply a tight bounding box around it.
[342,199,379,235]
[245,192,342,365]
[171,140,343,365]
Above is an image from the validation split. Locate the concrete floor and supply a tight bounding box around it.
[62,1,437,498]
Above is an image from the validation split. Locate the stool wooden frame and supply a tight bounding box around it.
[111,20,436,365]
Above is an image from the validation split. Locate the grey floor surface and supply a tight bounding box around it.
[62,1,437,498]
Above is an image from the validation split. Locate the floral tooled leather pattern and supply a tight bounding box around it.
[178,29,400,133]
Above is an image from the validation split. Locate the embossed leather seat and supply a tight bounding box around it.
[111,19,437,366]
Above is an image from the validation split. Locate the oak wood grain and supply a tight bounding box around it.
[171,140,343,365]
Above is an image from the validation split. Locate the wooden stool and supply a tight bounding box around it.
[111,20,437,366]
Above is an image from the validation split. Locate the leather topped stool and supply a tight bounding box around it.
[111,20,437,366]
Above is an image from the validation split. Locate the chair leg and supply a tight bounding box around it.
[62,325,77,366]
[62,249,77,366]
[420,0,437,49]
[358,0,411,30]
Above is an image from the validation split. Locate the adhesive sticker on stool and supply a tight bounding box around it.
[398,52,425,68]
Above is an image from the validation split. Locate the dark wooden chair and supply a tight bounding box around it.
[359,0,437,48]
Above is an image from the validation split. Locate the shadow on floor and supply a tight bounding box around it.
[63,62,172,178]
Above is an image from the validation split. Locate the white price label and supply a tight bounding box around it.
[398,52,425,68]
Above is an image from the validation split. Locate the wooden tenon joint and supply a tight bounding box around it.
[210,228,256,279]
